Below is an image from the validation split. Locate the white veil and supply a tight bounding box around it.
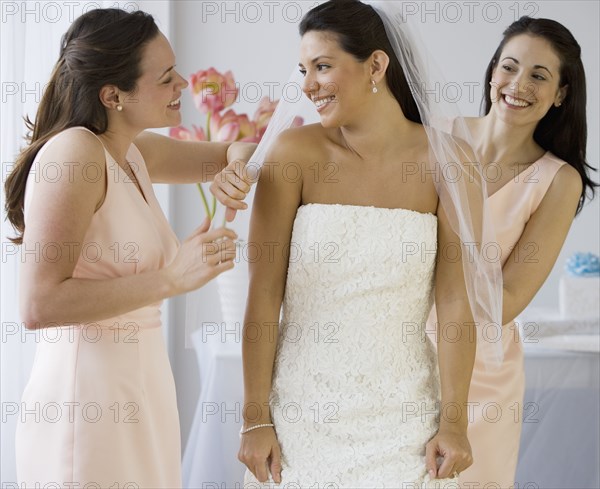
[369,0,504,367]
[196,0,504,367]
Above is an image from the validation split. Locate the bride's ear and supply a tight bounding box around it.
[370,50,390,83]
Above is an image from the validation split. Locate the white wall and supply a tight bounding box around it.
[169,0,600,448]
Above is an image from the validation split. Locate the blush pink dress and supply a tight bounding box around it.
[428,151,566,488]
[16,127,182,487]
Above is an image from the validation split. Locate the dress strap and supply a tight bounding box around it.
[528,152,566,213]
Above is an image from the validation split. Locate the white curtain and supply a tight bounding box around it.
[1,6,69,483]
[0,2,172,484]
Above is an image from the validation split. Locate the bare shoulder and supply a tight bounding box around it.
[32,127,106,205]
[535,160,582,219]
[268,123,330,160]
[550,162,583,195]
[38,127,106,172]
[255,125,330,200]
[23,128,108,245]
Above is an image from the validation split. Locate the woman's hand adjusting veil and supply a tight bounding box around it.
[210,158,257,222]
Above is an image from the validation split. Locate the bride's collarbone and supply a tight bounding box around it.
[302,178,437,214]
[300,150,437,209]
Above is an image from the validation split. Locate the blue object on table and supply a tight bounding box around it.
[565,252,600,277]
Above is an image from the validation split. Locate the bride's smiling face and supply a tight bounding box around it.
[299,31,373,128]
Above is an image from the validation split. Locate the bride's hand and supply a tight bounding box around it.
[210,158,257,222]
[425,428,473,479]
[238,426,282,483]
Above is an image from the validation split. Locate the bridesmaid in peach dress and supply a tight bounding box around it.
[4,8,253,488]
[428,17,597,488]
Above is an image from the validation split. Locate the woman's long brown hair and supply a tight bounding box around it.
[4,8,159,243]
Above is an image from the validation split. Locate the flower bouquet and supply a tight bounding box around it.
[170,67,302,223]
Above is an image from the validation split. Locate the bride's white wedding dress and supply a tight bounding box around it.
[244,203,458,488]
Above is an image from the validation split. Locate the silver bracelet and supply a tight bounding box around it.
[239,423,275,436]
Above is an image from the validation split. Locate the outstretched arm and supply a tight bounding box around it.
[134,130,255,184]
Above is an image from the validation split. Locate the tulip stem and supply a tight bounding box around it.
[206,111,212,141]
[197,111,219,222]
[197,183,213,220]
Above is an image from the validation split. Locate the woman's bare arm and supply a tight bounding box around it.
[20,129,237,329]
[134,130,256,184]
[238,130,304,483]
[501,164,583,323]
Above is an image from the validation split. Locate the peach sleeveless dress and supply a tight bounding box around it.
[16,127,182,487]
[428,151,566,488]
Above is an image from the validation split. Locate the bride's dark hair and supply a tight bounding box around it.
[299,0,421,124]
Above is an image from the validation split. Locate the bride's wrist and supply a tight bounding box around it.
[242,401,272,428]
[240,422,275,436]
[438,420,468,435]
[242,418,272,428]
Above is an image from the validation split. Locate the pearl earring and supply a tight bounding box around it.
[116,104,123,112]
[372,80,378,94]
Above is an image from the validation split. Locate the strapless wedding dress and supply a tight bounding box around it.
[245,204,458,488]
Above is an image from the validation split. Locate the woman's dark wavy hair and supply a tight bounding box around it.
[4,8,159,243]
[482,16,597,214]
[299,0,421,124]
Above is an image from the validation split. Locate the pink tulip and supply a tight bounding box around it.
[169,125,207,141]
[253,97,279,138]
[189,68,238,114]
[253,97,304,140]
[210,109,258,143]
[169,126,193,140]
[237,114,259,142]
[191,125,207,141]
[291,116,304,129]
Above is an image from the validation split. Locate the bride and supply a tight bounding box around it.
[213,0,500,485]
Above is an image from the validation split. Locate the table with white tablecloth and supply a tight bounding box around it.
[182,328,600,488]
[182,328,246,488]
[515,338,600,489]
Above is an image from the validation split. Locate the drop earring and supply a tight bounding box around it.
[372,80,378,94]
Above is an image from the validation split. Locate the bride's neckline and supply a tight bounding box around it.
[299,202,437,218]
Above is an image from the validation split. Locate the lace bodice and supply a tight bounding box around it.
[245,204,456,487]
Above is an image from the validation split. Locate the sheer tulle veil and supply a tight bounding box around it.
[370,0,504,367]
[195,0,504,367]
